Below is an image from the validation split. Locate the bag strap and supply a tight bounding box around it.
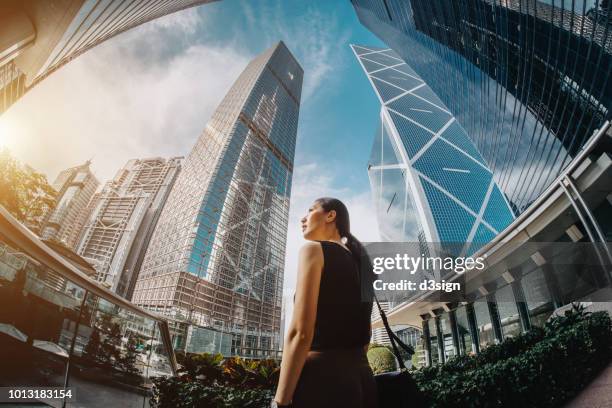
[373,294,414,370]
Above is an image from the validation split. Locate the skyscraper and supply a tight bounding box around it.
[76,157,182,298]
[0,0,215,115]
[370,300,392,346]
[353,1,612,368]
[41,160,99,248]
[353,45,515,256]
[351,0,611,214]
[133,41,303,357]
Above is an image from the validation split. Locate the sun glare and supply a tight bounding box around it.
[0,118,16,150]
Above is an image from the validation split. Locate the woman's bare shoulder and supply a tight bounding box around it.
[299,241,323,259]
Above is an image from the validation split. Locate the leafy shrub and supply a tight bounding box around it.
[368,342,390,350]
[416,326,546,382]
[150,355,279,408]
[178,353,224,382]
[150,376,273,408]
[412,309,612,408]
[367,346,397,374]
[222,357,279,389]
[152,306,611,408]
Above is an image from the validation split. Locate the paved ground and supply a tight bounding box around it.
[565,362,612,408]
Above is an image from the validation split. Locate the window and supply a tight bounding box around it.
[455,306,475,355]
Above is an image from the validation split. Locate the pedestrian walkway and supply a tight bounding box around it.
[565,361,612,407]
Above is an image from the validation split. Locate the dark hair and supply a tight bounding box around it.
[315,197,370,270]
[315,197,375,306]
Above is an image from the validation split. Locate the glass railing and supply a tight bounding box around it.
[0,206,176,407]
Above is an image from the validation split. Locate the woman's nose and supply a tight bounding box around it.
[300,215,306,223]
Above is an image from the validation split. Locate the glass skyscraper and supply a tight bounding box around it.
[353,45,515,255]
[351,0,611,214]
[353,1,612,368]
[133,41,302,358]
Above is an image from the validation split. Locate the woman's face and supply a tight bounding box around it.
[300,201,334,240]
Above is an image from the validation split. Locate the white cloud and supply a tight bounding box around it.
[288,8,352,101]
[241,2,257,31]
[146,6,202,35]
[2,8,249,182]
[259,5,352,102]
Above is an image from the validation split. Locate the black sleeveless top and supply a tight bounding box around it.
[309,241,373,351]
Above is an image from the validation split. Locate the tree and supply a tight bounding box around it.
[83,329,103,364]
[100,321,122,369]
[0,148,56,231]
[119,334,141,376]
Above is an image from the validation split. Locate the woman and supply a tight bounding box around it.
[272,197,378,408]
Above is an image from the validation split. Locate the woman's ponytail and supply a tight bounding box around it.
[315,198,372,273]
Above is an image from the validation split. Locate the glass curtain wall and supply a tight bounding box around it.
[521,267,559,327]
[473,300,496,349]
[427,319,440,365]
[455,305,475,355]
[0,230,174,407]
[495,285,522,339]
[439,313,456,360]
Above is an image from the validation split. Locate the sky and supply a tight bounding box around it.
[0,0,387,325]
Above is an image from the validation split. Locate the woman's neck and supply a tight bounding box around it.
[320,231,342,243]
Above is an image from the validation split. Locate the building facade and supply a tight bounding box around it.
[352,0,612,366]
[373,125,612,366]
[40,160,99,249]
[133,42,303,358]
[370,300,392,346]
[352,0,611,214]
[76,157,182,298]
[353,45,515,256]
[0,0,215,115]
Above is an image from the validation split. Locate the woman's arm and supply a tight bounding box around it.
[273,241,324,405]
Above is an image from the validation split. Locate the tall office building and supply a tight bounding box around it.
[0,0,215,114]
[77,157,182,298]
[352,0,611,214]
[133,42,303,358]
[41,160,99,248]
[370,300,392,346]
[353,1,612,368]
[353,45,515,256]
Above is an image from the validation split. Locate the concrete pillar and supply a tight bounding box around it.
[421,318,432,367]
[487,295,504,343]
[465,302,480,354]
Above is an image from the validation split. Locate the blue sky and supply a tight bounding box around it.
[191,0,386,193]
[0,0,387,302]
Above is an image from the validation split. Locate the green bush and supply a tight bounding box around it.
[177,352,225,382]
[416,326,546,382]
[368,342,388,350]
[367,346,397,374]
[222,357,280,389]
[152,306,611,408]
[150,355,279,408]
[150,376,273,408]
[412,308,612,408]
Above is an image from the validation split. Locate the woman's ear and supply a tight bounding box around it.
[326,209,337,223]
